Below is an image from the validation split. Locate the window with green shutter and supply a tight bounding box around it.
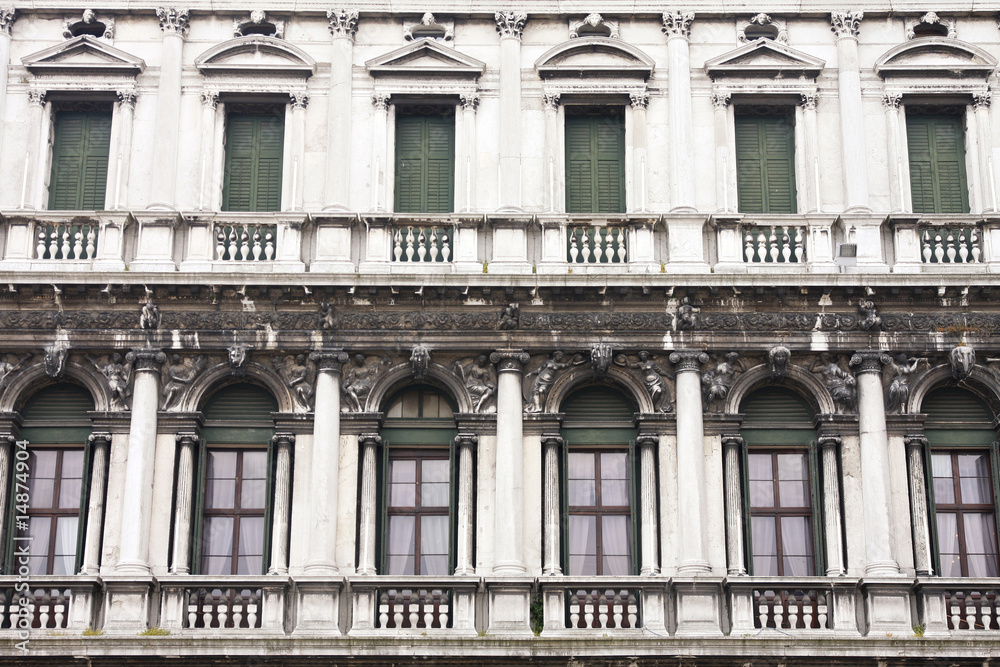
[394,108,455,213]
[223,109,285,212]
[48,109,112,211]
[565,109,626,214]
[735,109,796,214]
[906,110,969,214]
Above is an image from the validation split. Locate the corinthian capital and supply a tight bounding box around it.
[668,350,709,372]
[156,8,190,36]
[662,11,694,39]
[327,9,359,39]
[27,89,47,107]
[830,11,863,39]
[0,7,16,36]
[117,90,138,110]
[495,10,527,39]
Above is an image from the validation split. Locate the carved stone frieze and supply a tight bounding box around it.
[810,353,857,413]
[629,93,649,110]
[44,342,69,377]
[341,354,389,412]
[156,7,190,36]
[460,93,480,111]
[0,7,15,35]
[883,93,903,109]
[234,11,284,39]
[0,354,28,392]
[701,352,742,410]
[160,353,206,409]
[140,301,161,331]
[498,303,519,330]
[542,94,561,111]
[453,356,497,413]
[905,12,956,40]
[490,349,530,374]
[620,351,674,413]
[768,346,791,379]
[126,347,167,373]
[289,92,309,110]
[799,93,818,110]
[675,296,698,331]
[590,344,614,378]
[668,350,709,373]
[117,90,138,109]
[404,13,453,42]
[227,345,249,375]
[857,299,882,332]
[523,351,577,413]
[273,354,317,409]
[885,353,928,413]
[87,352,131,410]
[850,350,892,375]
[711,92,731,109]
[28,90,47,107]
[737,13,786,44]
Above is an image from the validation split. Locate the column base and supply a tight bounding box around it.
[485,577,533,635]
[291,576,344,636]
[672,578,724,637]
[102,575,157,632]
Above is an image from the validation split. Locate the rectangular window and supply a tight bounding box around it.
[394,109,455,213]
[735,109,796,214]
[907,110,969,214]
[200,448,267,575]
[22,448,85,575]
[565,109,626,213]
[566,450,631,576]
[748,451,814,576]
[48,109,112,211]
[931,450,998,577]
[386,454,450,575]
[222,109,284,212]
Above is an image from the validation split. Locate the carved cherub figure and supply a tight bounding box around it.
[273,355,315,409]
[0,354,30,389]
[702,352,742,408]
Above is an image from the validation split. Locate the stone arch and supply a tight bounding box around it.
[195,36,316,76]
[179,360,296,415]
[545,364,653,415]
[535,37,655,78]
[366,362,472,415]
[874,37,997,78]
[726,363,834,416]
[0,359,110,413]
[908,364,1000,417]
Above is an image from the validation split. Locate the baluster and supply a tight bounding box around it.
[264,231,275,260]
[802,592,813,629]
[933,232,945,263]
[756,230,767,262]
[393,591,404,628]
[441,233,451,262]
[37,230,47,259]
[584,591,595,628]
[424,590,435,628]
[774,596,784,629]
[591,227,603,263]
[61,229,71,260]
[965,592,977,630]
[440,598,450,629]
[417,229,427,262]
[227,228,238,261]
[49,230,60,259]
[247,590,259,628]
[604,228,614,263]
[216,229,226,260]
[407,592,419,628]
[569,592,580,628]
[393,229,403,262]
[53,590,66,628]
[378,593,389,628]
[627,592,638,628]
[945,232,957,263]
[922,231,932,263]
[251,229,262,261]
[187,592,198,628]
[569,230,579,263]
[971,230,982,263]
[405,227,415,262]
[581,230,593,263]
[217,591,228,629]
[781,227,792,262]
[958,229,969,263]
[72,230,83,260]
[744,231,754,263]
[429,228,439,262]
[612,591,623,628]
[794,227,804,262]
[37,591,50,628]
[757,591,768,628]
[594,592,607,628]
[768,227,779,262]
[978,592,989,630]
[949,592,961,630]
[817,592,828,629]
[239,229,250,261]
[615,228,625,262]
[232,591,244,628]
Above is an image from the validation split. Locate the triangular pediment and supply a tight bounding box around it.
[706,39,824,79]
[21,35,145,76]
[196,36,315,77]
[875,37,997,78]
[366,39,485,77]
[535,37,654,78]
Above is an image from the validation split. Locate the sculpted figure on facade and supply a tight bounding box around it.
[591,344,614,378]
[768,345,791,379]
[273,354,315,409]
[625,351,674,412]
[0,354,30,389]
[857,299,881,331]
[341,354,390,412]
[702,352,742,409]
[87,353,131,409]
[676,296,698,331]
[227,345,249,375]
[811,352,857,413]
[524,351,573,413]
[63,9,114,39]
[140,301,161,331]
[319,301,336,330]
[161,354,207,409]
[498,303,519,330]
[453,356,497,413]
[886,354,928,413]
[410,345,431,380]
[44,343,68,378]
[949,345,976,380]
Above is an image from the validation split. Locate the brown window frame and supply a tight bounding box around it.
[566,446,632,577]
[747,448,816,577]
[931,449,999,578]
[200,446,268,576]
[22,447,86,576]
[385,448,451,576]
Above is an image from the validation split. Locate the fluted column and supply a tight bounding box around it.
[324,9,358,211]
[850,351,899,576]
[0,8,16,155]
[831,11,869,211]
[495,11,526,211]
[669,350,710,573]
[169,432,198,573]
[117,348,166,574]
[24,89,47,209]
[489,349,530,574]
[112,91,137,210]
[722,434,746,576]
[799,93,821,213]
[819,435,845,575]
[80,433,112,575]
[454,433,478,575]
[458,93,480,212]
[305,349,348,574]
[268,433,295,574]
[629,93,650,213]
[973,92,996,212]
[905,434,933,576]
[198,91,219,210]
[0,436,11,551]
[356,432,380,575]
[147,8,188,209]
[541,433,563,575]
[637,433,660,575]
[712,92,732,212]
[542,94,561,212]
[370,94,390,211]
[289,93,309,211]
[662,11,696,212]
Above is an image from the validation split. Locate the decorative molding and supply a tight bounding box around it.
[404,12,453,43]
[27,89,47,107]
[22,35,146,80]
[737,13,787,44]
[290,92,309,109]
[495,10,527,40]
[882,93,903,109]
[768,345,791,378]
[818,435,842,449]
[711,92,731,109]
[410,344,430,380]
[799,93,818,110]
[175,432,200,446]
[903,434,929,449]
[705,39,825,80]
[272,432,296,447]
[661,11,694,39]
[156,7,190,36]
[460,93,480,111]
[630,92,650,109]
[116,89,137,109]
[636,433,660,448]
[327,9,359,39]
[542,93,561,111]
[875,38,997,80]
[721,434,744,448]
[949,345,976,379]
[63,9,114,40]
[309,348,349,373]
[200,90,219,108]
[358,432,382,447]
[830,10,863,39]
[669,350,709,373]
[371,93,390,110]
[0,7,15,36]
[973,91,992,110]
[569,13,619,40]
[195,36,316,79]
[234,11,284,39]
[454,433,479,447]
[89,431,114,446]
[905,12,956,40]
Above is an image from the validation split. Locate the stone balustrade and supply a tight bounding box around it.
[159,576,289,633]
[540,577,662,633]
[727,577,859,635]
[0,576,100,632]
[2,211,999,276]
[349,576,478,635]
[916,579,1000,635]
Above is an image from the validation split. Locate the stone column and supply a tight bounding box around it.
[79,433,112,575]
[198,91,219,211]
[0,8,16,155]
[882,93,906,213]
[356,432,380,575]
[542,94,561,213]
[818,435,846,576]
[711,92,732,212]
[305,349,348,573]
[905,434,933,576]
[289,93,309,211]
[117,348,166,574]
[0,436,11,550]
[169,432,198,573]
[147,8,189,210]
[112,91,137,210]
[799,93,821,213]
[850,351,899,576]
[24,89,47,210]
[458,93,480,212]
[973,92,996,212]
[662,11,696,212]
[454,433,478,575]
[541,433,563,575]
[268,433,295,574]
[324,9,359,211]
[495,11,526,211]
[370,94,390,212]
[629,93,650,213]
[669,350,710,574]
[637,433,660,575]
[489,349,530,574]
[721,434,746,576]
[830,11,869,211]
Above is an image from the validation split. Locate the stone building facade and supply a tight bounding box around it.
[0,3,997,665]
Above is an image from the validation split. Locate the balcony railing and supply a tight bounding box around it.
[539,577,665,633]
[567,226,627,264]
[727,577,853,634]
[743,225,806,264]
[37,223,98,260]
[391,225,453,263]
[350,576,478,635]
[159,576,288,633]
[0,576,100,631]
[920,226,982,264]
[917,579,1000,634]
[215,223,277,262]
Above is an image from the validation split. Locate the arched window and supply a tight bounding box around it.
[380,385,458,575]
[560,386,637,576]
[740,387,821,576]
[194,383,277,576]
[14,384,95,575]
[923,387,999,577]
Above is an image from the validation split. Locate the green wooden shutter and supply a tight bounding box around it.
[565,113,625,213]
[448,437,458,575]
[223,112,284,212]
[922,387,996,446]
[739,441,754,574]
[922,440,941,576]
[49,111,112,211]
[559,441,569,574]
[191,441,208,574]
[377,440,390,574]
[907,113,969,214]
[74,441,95,575]
[262,441,276,575]
[808,441,825,576]
[394,112,455,213]
[736,113,796,214]
[628,440,639,576]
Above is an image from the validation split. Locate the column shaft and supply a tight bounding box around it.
[670,350,710,573]
[198,92,219,210]
[495,11,525,211]
[722,436,746,575]
[490,350,528,573]
[24,91,47,210]
[306,351,346,573]
[882,95,905,212]
[149,21,186,208]
[0,13,14,155]
[975,97,996,212]
[325,13,357,210]
[459,95,479,212]
[371,96,389,212]
[269,434,294,574]
[170,434,196,573]
[638,435,660,575]
[541,435,562,575]
[820,437,845,575]
[81,434,111,574]
[712,94,732,212]
[906,435,933,576]
[290,95,308,210]
[832,13,870,210]
[455,435,477,575]
[356,434,378,575]
[543,95,561,212]
[0,438,12,552]
[629,95,649,213]
[666,27,694,210]
[113,92,137,210]
[800,95,821,213]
